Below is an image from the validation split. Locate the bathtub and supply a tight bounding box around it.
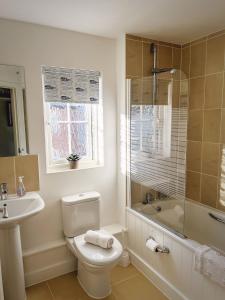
[132,198,225,252]
[126,205,225,300]
[132,199,184,235]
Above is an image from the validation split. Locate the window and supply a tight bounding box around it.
[42,66,103,172]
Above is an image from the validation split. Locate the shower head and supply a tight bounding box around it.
[152,67,176,75]
[169,68,176,74]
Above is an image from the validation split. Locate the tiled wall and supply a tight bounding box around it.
[127,34,185,206]
[126,34,181,79]
[126,32,225,213]
[0,155,40,194]
[184,32,225,212]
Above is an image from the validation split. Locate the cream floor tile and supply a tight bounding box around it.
[26,266,168,300]
[26,282,53,300]
[111,265,138,285]
[47,272,91,300]
[112,273,168,300]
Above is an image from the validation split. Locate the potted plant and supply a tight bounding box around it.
[66,153,80,169]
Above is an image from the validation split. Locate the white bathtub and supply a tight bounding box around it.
[132,198,225,252]
[126,206,225,300]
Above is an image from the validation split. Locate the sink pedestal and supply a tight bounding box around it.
[0,225,26,300]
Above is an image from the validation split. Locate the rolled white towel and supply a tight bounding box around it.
[84,230,114,249]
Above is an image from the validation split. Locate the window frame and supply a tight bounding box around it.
[43,72,104,173]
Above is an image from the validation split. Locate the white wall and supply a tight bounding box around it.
[116,34,127,227]
[0,19,118,283]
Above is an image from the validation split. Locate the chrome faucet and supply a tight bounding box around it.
[142,192,155,204]
[0,183,8,200]
[0,204,8,218]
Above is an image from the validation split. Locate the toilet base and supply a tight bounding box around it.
[77,260,112,299]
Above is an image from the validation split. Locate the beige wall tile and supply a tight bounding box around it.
[142,77,153,104]
[206,35,225,74]
[187,110,203,141]
[156,79,170,105]
[202,142,220,176]
[208,30,225,39]
[131,181,142,203]
[179,79,189,107]
[203,109,221,143]
[186,171,201,202]
[201,174,218,208]
[172,47,181,80]
[181,46,190,79]
[190,37,207,46]
[220,109,225,143]
[172,80,180,108]
[130,78,142,104]
[186,141,202,172]
[190,42,206,78]
[205,73,223,109]
[126,39,142,77]
[142,42,153,77]
[15,155,40,192]
[158,45,173,69]
[0,157,16,194]
[173,47,181,69]
[189,77,204,109]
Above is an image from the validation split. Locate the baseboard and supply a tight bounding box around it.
[25,258,76,287]
[128,249,188,300]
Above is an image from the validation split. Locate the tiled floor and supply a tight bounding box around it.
[26,264,168,300]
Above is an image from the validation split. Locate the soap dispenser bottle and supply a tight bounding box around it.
[17,176,26,197]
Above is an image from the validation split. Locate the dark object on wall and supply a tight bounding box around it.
[6,101,13,127]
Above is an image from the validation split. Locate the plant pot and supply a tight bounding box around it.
[69,160,78,169]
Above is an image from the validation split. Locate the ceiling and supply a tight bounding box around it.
[1,0,225,44]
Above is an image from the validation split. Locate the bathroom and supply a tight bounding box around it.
[0,0,225,299]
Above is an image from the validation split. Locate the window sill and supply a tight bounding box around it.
[47,162,104,174]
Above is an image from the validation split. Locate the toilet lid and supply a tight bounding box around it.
[73,232,123,266]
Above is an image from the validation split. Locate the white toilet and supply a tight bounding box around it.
[61,192,123,299]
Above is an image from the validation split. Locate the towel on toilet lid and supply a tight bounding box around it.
[84,230,114,249]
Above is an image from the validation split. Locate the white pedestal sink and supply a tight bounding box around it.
[0,193,45,300]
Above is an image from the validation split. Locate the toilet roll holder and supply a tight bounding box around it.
[146,236,170,254]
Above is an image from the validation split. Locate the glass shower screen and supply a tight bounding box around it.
[128,75,188,236]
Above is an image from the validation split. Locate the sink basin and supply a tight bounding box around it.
[0,192,45,300]
[0,192,44,228]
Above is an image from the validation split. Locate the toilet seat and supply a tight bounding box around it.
[73,233,123,266]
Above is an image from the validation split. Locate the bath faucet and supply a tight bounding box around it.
[143,192,155,204]
[0,204,8,218]
[0,183,8,200]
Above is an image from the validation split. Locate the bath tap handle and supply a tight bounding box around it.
[208,212,225,225]
[0,204,8,218]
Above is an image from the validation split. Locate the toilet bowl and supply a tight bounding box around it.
[66,233,122,298]
[61,192,123,299]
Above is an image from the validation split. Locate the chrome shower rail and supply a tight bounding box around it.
[208,212,225,225]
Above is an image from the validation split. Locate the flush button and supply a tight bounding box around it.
[79,193,85,197]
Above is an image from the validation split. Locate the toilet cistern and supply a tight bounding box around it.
[61,191,123,299]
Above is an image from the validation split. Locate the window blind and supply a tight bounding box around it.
[42,66,100,104]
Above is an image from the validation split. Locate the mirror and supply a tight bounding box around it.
[0,64,28,156]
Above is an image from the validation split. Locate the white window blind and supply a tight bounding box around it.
[42,66,100,104]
